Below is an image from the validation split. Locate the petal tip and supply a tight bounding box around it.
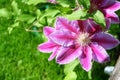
[102,57,110,63]
[37,44,42,51]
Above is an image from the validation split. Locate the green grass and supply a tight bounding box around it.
[0,18,64,80]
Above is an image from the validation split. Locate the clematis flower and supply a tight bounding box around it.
[89,0,120,23]
[38,17,119,71]
[47,0,56,4]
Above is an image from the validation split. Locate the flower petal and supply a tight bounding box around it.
[106,1,120,12]
[56,47,82,64]
[47,0,56,4]
[104,10,120,23]
[79,46,92,71]
[49,30,75,47]
[87,19,102,34]
[105,18,111,30]
[78,19,102,34]
[91,32,120,50]
[100,0,115,8]
[90,43,110,63]
[44,26,54,37]
[48,46,60,61]
[55,17,79,33]
[38,41,58,53]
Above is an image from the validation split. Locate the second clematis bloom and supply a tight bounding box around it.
[38,17,119,71]
[89,0,120,23]
[47,0,56,4]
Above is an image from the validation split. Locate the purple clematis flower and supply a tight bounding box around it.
[38,17,119,71]
[89,0,120,23]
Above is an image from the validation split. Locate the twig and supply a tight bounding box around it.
[75,0,80,7]
[25,29,42,32]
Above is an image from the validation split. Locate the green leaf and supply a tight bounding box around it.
[55,6,72,14]
[39,8,60,25]
[42,8,60,18]
[36,9,41,18]
[36,3,72,14]
[16,14,35,24]
[93,10,106,27]
[64,9,87,20]
[11,1,21,16]
[64,59,79,75]
[57,0,70,7]
[78,0,90,9]
[27,0,46,5]
[8,22,19,34]
[64,71,77,80]
[34,21,43,27]
[88,70,92,79]
[46,17,56,26]
[0,8,10,18]
[57,0,75,7]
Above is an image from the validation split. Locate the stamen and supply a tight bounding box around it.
[76,32,91,46]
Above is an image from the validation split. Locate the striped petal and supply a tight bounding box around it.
[90,43,110,63]
[48,46,60,61]
[91,32,120,50]
[38,41,57,53]
[56,47,82,64]
[79,46,92,71]
[55,17,79,33]
[49,30,75,47]
[44,26,54,37]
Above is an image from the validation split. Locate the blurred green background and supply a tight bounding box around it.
[0,0,120,80]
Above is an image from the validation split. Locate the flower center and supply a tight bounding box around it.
[76,32,91,46]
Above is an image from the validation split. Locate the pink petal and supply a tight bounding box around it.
[79,46,92,71]
[56,47,82,64]
[55,17,79,33]
[90,43,110,63]
[91,32,120,50]
[104,10,120,23]
[44,26,54,37]
[106,2,120,12]
[47,0,56,4]
[48,46,60,61]
[78,19,102,34]
[49,30,75,47]
[38,41,58,53]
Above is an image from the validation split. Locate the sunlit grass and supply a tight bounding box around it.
[0,18,64,80]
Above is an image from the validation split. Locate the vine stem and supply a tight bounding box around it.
[73,0,83,11]
[25,28,42,32]
[25,16,42,32]
[75,0,80,7]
